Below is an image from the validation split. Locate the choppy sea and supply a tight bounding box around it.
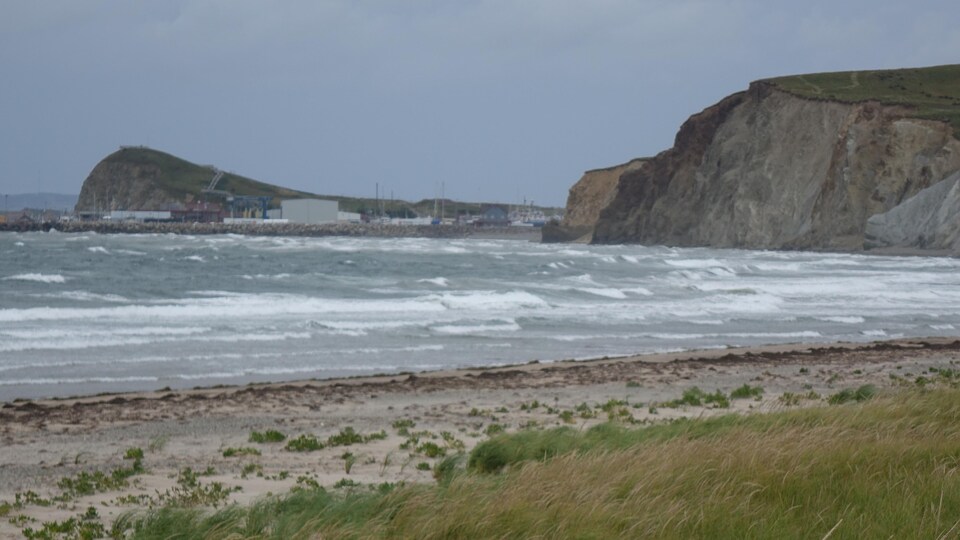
[2,231,959,401]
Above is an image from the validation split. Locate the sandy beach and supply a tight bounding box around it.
[2,337,959,537]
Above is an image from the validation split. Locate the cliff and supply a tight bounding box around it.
[563,64,960,251]
[76,147,318,212]
[543,158,647,243]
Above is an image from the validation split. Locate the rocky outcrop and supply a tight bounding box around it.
[543,159,647,243]
[864,170,960,252]
[76,150,181,212]
[578,82,960,250]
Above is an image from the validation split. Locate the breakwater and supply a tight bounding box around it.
[0,221,541,241]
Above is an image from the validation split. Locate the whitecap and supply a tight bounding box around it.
[818,316,866,324]
[4,273,67,284]
[418,277,449,287]
[578,288,628,299]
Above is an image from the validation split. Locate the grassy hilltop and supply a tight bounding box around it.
[98,147,560,217]
[765,64,960,135]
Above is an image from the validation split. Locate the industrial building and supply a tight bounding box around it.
[281,199,338,224]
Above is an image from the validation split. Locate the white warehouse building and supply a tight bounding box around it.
[281,199,338,224]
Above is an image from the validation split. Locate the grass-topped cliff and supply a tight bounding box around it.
[765,63,960,136]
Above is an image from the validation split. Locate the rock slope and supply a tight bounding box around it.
[865,170,960,252]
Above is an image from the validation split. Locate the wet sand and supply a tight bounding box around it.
[2,337,959,537]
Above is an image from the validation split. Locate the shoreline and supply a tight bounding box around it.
[7,336,958,408]
[0,221,544,242]
[2,337,959,536]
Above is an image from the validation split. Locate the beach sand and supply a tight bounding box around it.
[2,337,959,537]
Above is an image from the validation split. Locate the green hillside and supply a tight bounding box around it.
[102,147,560,217]
[765,64,960,135]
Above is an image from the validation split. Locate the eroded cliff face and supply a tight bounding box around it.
[544,159,647,242]
[587,83,960,250]
[76,155,180,211]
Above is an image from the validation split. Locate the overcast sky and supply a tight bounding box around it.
[1,1,958,206]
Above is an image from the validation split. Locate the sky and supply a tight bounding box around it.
[1,1,958,207]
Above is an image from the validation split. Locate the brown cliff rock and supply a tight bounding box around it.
[583,82,960,250]
[543,158,647,243]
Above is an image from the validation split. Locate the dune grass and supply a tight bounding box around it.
[765,64,960,135]
[115,386,960,539]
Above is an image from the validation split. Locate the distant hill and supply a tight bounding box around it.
[76,146,560,218]
[1,193,78,212]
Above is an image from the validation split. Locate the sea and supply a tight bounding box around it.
[2,231,959,401]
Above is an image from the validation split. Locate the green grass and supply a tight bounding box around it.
[765,64,960,135]
[114,386,960,539]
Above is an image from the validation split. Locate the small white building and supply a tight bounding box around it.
[108,210,172,221]
[281,199,338,224]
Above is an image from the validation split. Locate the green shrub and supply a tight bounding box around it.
[249,430,286,443]
[730,384,764,399]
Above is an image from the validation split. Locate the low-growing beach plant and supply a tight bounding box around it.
[391,419,416,436]
[124,447,144,460]
[285,434,324,452]
[626,380,641,388]
[484,423,506,437]
[778,391,822,406]
[416,462,431,471]
[333,478,360,489]
[575,402,596,419]
[222,446,261,458]
[519,400,541,411]
[22,506,105,540]
[240,463,262,479]
[828,384,878,405]
[249,429,286,443]
[730,384,764,400]
[416,441,445,458]
[57,458,144,498]
[440,431,465,452]
[13,491,52,508]
[156,467,239,508]
[558,410,575,423]
[147,435,168,452]
[341,452,357,474]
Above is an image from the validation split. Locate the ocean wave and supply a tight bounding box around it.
[417,277,449,287]
[818,316,866,324]
[4,273,67,283]
[577,287,628,299]
[431,320,521,335]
